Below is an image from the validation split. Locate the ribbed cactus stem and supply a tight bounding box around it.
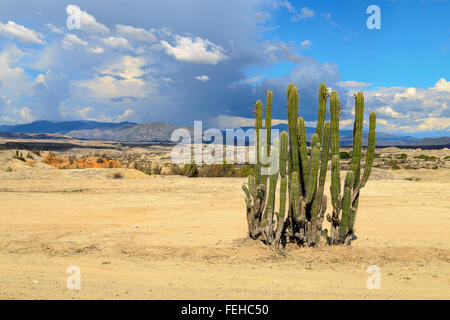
[297,117,308,193]
[339,171,355,239]
[359,112,376,189]
[330,91,340,157]
[315,83,327,141]
[288,87,300,181]
[311,133,320,148]
[331,155,341,217]
[351,92,364,187]
[278,131,288,220]
[291,172,301,222]
[306,142,320,204]
[254,100,263,185]
[265,90,273,157]
[263,164,278,224]
[311,122,331,216]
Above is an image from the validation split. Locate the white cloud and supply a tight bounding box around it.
[300,39,312,49]
[195,75,210,82]
[66,5,109,34]
[275,2,314,21]
[0,21,44,44]
[62,34,88,50]
[338,81,372,89]
[255,12,271,24]
[116,24,156,42]
[212,114,287,129]
[45,23,64,34]
[362,78,450,133]
[13,106,35,122]
[76,55,156,100]
[160,31,227,65]
[87,46,104,54]
[102,36,131,50]
[117,108,135,121]
[433,78,450,92]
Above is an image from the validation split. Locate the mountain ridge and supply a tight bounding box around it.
[0,120,448,147]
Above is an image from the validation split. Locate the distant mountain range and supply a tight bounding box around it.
[0,120,448,147]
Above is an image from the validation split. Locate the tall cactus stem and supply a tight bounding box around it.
[254,100,263,185]
[339,171,355,240]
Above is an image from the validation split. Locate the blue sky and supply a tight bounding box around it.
[0,0,449,137]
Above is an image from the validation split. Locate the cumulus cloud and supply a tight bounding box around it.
[87,46,104,54]
[31,71,71,119]
[362,78,450,133]
[62,34,88,50]
[116,108,135,121]
[76,55,156,100]
[66,5,109,34]
[102,36,131,50]
[195,75,210,82]
[13,106,35,122]
[274,2,314,21]
[116,24,156,42]
[338,81,372,89]
[160,31,228,64]
[0,21,44,44]
[45,23,64,34]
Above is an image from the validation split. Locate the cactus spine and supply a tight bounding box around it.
[243,83,376,248]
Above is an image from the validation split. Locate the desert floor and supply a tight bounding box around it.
[0,153,449,299]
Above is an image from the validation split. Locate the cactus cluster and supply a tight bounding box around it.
[242,83,376,248]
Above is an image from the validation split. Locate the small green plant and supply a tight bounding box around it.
[13,150,25,162]
[184,162,199,177]
[396,153,407,160]
[152,164,162,175]
[391,164,401,170]
[112,172,123,179]
[239,164,254,177]
[414,154,438,161]
[339,151,351,160]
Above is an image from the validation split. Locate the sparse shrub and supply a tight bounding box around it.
[112,172,123,179]
[391,164,401,170]
[339,151,351,160]
[432,165,438,170]
[396,153,407,160]
[5,166,13,172]
[31,149,41,156]
[26,152,34,160]
[238,164,254,177]
[414,154,438,161]
[184,162,199,177]
[152,164,162,175]
[13,150,25,162]
[405,177,421,181]
[169,164,183,175]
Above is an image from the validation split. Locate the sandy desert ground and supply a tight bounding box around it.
[0,146,449,299]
